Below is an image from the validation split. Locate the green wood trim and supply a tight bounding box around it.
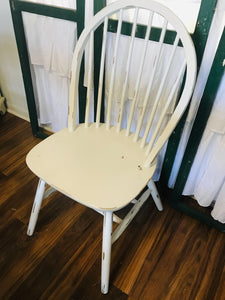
[170,28,225,230]
[192,0,218,66]
[94,0,106,15]
[170,197,225,232]
[160,0,218,186]
[10,0,40,137]
[76,0,85,38]
[76,0,86,123]
[108,19,179,45]
[12,0,77,21]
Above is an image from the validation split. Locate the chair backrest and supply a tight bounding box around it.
[68,0,197,167]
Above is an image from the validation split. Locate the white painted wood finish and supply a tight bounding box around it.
[106,9,123,130]
[140,33,180,148]
[126,10,154,136]
[43,186,56,199]
[68,0,196,162]
[148,179,163,211]
[27,124,157,211]
[117,7,139,133]
[101,211,113,294]
[94,209,122,224]
[85,31,94,127]
[133,18,168,143]
[27,0,197,294]
[145,59,186,155]
[111,188,152,245]
[27,179,46,236]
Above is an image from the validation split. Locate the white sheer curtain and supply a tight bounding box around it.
[183,74,225,223]
[23,0,77,132]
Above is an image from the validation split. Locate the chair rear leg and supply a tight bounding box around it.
[101,211,113,294]
[148,179,163,211]
[27,179,46,236]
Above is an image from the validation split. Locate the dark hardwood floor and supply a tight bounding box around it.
[1,113,225,300]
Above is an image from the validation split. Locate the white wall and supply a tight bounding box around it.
[0,0,29,120]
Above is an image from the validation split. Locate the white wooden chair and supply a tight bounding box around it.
[26,0,196,294]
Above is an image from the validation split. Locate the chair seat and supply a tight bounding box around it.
[26,124,156,211]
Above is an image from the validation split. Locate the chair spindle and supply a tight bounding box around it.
[140,32,180,147]
[146,59,186,155]
[132,18,168,141]
[116,7,139,132]
[106,9,123,130]
[125,11,154,137]
[85,31,94,127]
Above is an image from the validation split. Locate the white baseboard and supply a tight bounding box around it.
[7,108,54,133]
[7,108,30,122]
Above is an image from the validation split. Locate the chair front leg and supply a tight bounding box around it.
[101,211,113,294]
[27,178,46,236]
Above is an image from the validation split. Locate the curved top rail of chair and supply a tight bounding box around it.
[68,0,197,167]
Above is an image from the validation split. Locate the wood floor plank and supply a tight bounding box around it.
[129,212,225,300]
[192,230,225,300]
[0,218,26,276]
[10,207,102,300]
[112,200,170,294]
[72,257,128,300]
[0,129,37,175]
[0,176,37,229]
[0,161,36,205]
[129,214,196,299]
[0,113,29,143]
[0,194,86,298]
